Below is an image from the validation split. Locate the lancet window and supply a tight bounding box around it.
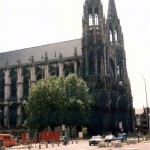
[115,30,118,44]
[89,51,95,75]
[88,7,93,26]
[110,30,113,43]
[95,7,98,26]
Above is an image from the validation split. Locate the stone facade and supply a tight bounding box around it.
[0,0,133,134]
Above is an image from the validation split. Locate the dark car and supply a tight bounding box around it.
[89,135,104,146]
[104,135,116,142]
[116,133,127,142]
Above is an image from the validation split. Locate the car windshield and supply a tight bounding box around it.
[105,135,113,139]
[118,133,126,138]
[118,134,122,137]
[92,136,101,139]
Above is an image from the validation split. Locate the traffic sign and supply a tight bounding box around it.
[136,117,141,126]
[62,124,66,131]
[119,121,122,128]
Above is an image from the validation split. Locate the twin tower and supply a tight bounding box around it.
[82,0,133,134]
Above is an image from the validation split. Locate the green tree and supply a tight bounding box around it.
[82,127,88,138]
[24,74,93,132]
[63,74,92,127]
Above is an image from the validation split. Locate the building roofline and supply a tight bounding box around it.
[0,38,81,54]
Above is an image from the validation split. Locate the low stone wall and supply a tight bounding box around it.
[112,141,122,147]
[98,142,107,147]
[127,139,137,144]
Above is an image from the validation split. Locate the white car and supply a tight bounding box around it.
[104,135,116,142]
[89,135,104,146]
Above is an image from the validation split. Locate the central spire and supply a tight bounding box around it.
[106,0,124,46]
[107,0,118,19]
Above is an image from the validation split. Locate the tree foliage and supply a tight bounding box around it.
[24,74,93,131]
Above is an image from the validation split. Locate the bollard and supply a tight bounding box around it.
[72,140,73,144]
[76,140,78,144]
[52,143,54,147]
[57,142,59,146]
[39,143,41,149]
[1,146,6,150]
[46,142,48,148]
[28,144,31,150]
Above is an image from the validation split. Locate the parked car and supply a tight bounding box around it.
[104,135,116,142]
[89,135,104,146]
[0,134,16,147]
[116,133,127,142]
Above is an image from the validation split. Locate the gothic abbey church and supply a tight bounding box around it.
[0,0,133,134]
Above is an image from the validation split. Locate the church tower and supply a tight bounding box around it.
[82,0,106,78]
[106,0,126,83]
[82,0,133,134]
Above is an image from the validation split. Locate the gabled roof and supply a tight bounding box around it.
[0,39,82,68]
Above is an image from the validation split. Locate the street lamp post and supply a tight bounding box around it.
[148,112,150,136]
[139,74,149,134]
[0,109,2,129]
[116,81,123,132]
[148,113,150,139]
[0,102,3,129]
[139,74,149,109]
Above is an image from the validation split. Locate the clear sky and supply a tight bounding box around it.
[0,0,149,109]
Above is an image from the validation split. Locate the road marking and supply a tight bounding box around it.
[78,149,89,150]
[78,149,92,150]
[125,148,139,150]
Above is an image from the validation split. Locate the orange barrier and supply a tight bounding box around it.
[21,131,60,144]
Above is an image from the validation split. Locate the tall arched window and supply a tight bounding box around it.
[36,66,42,81]
[109,58,115,78]
[110,30,113,43]
[95,7,98,26]
[95,14,98,25]
[10,69,17,97]
[97,50,101,74]
[89,51,95,75]
[0,71,4,99]
[23,78,29,97]
[88,7,93,26]
[11,78,17,97]
[9,104,17,125]
[115,30,118,43]
[89,14,93,26]
[23,67,30,97]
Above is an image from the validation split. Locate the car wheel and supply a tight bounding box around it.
[89,143,91,146]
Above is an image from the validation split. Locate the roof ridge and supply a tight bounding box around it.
[0,38,81,54]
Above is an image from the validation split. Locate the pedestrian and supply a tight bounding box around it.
[63,135,68,145]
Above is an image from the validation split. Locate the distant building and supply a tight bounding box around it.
[0,0,133,134]
[135,107,150,135]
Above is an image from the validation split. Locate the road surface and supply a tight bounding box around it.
[7,140,150,150]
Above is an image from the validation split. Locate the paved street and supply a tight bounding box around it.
[8,140,149,150]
